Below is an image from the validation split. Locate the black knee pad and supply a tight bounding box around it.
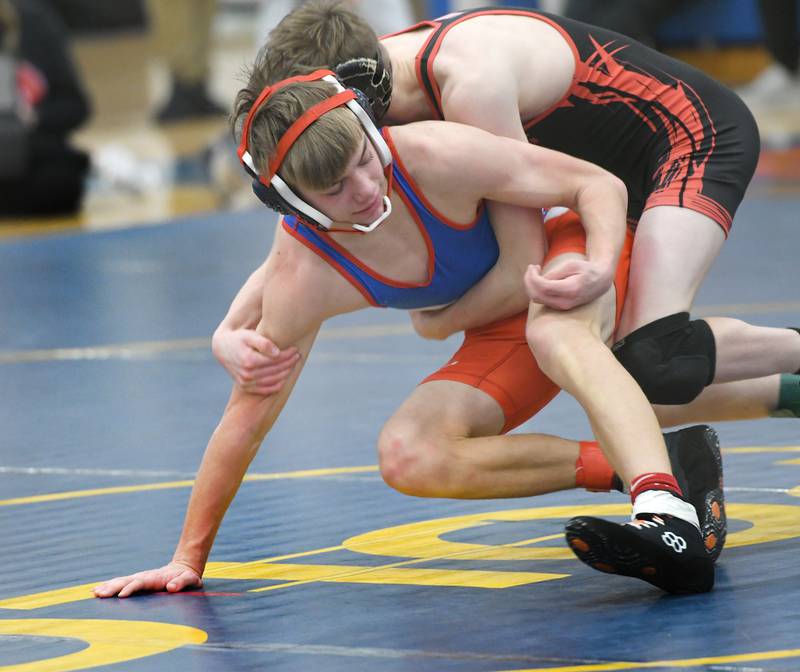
[612,312,716,405]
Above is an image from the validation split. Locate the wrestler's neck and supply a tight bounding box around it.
[326,195,429,270]
[383,56,433,124]
[380,35,437,124]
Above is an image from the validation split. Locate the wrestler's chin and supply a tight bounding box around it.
[352,195,384,223]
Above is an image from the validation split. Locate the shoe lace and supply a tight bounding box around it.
[625,514,665,529]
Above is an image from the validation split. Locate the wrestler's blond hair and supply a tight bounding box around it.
[234,80,362,191]
[232,1,378,187]
[257,0,380,83]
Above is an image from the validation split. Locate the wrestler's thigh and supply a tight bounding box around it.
[385,380,506,440]
[618,205,725,337]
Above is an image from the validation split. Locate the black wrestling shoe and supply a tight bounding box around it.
[565,513,714,594]
[664,425,726,562]
[156,82,227,123]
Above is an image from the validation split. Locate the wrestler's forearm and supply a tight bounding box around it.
[171,395,274,572]
[173,326,317,571]
[432,265,528,337]
[574,175,628,275]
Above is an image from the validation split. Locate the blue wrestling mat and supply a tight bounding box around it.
[1,192,799,671]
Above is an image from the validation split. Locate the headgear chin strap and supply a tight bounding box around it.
[352,197,392,233]
[237,68,392,232]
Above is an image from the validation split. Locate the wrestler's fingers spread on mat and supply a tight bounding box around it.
[165,569,203,593]
[93,563,202,598]
[93,575,138,598]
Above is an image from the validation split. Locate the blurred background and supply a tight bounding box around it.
[0,0,797,237]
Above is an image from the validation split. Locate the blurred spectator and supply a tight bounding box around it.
[0,0,90,217]
[147,0,226,122]
[46,0,146,34]
[737,0,800,105]
[562,0,693,49]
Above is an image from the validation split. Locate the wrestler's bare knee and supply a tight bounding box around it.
[377,419,452,497]
[525,313,575,379]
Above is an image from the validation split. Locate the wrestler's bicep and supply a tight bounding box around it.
[465,131,600,210]
[256,246,366,350]
[440,72,527,141]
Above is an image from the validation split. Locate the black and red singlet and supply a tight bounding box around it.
[395,7,760,233]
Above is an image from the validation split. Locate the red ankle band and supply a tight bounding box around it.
[629,472,683,503]
[575,441,614,492]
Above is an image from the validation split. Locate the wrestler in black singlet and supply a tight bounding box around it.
[407,7,760,233]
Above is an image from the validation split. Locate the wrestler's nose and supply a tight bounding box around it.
[352,169,376,204]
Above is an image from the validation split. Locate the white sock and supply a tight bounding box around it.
[632,490,700,531]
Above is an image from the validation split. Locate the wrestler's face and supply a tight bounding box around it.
[298,135,388,227]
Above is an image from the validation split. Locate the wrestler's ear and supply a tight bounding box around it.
[242,146,333,231]
[252,179,292,216]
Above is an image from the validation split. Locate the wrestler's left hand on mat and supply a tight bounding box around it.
[93,561,203,598]
[212,327,300,395]
[524,260,612,310]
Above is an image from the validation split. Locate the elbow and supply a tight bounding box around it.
[571,168,626,212]
[603,173,628,212]
[582,169,626,202]
[575,171,628,224]
[612,174,627,205]
[211,327,227,363]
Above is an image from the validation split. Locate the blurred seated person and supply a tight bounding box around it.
[563,0,692,49]
[737,0,800,105]
[147,0,226,122]
[0,0,90,218]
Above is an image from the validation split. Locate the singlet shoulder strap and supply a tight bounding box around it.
[414,14,456,119]
[415,7,539,120]
[281,217,381,306]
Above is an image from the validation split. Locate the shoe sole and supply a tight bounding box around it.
[691,426,726,562]
[670,425,727,562]
[565,517,715,594]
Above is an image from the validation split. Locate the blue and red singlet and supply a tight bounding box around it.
[282,128,500,311]
[283,131,633,432]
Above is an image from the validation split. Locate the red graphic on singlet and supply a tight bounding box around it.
[526,35,729,228]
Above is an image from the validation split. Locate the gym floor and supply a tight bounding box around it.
[1,16,799,672]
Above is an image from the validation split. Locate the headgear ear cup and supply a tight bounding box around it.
[334,52,392,122]
[350,87,377,124]
[239,154,292,214]
[237,69,391,230]
[252,178,294,215]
